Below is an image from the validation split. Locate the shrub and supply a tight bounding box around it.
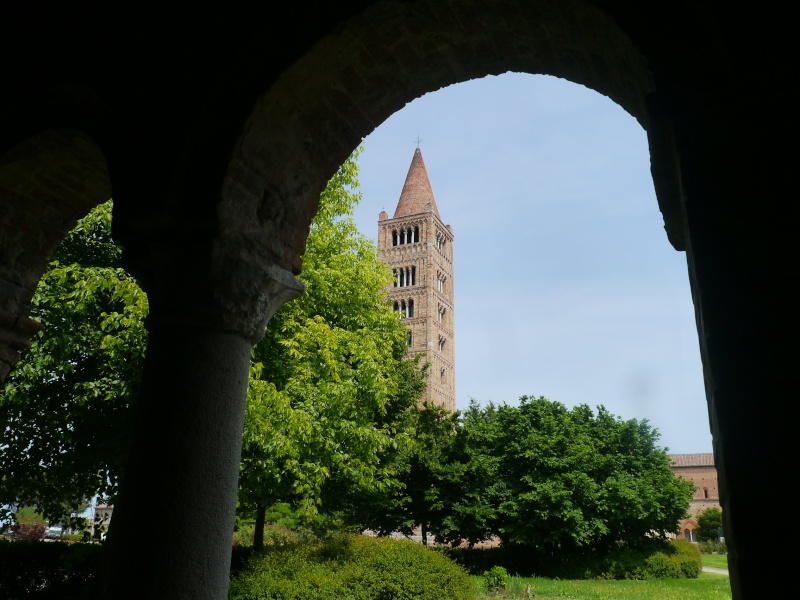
[483,565,508,592]
[10,507,47,541]
[233,522,300,549]
[229,533,473,600]
[699,539,727,554]
[599,539,701,580]
[0,539,102,598]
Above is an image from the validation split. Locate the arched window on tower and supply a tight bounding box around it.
[407,331,412,346]
[411,266,416,286]
[393,269,398,287]
[400,300,407,318]
[438,304,446,324]
[393,301,399,312]
[438,335,446,351]
[703,488,710,499]
[392,230,398,246]
[408,299,414,317]
[414,226,419,242]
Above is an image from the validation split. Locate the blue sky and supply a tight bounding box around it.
[350,73,712,455]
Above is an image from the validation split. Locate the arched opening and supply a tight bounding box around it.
[354,73,710,455]
[2,3,787,597]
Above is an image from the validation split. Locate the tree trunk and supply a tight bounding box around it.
[421,522,428,546]
[253,504,266,552]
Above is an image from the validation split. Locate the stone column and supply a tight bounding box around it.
[102,238,303,599]
[666,92,794,600]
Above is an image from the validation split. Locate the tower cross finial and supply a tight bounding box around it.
[415,135,422,148]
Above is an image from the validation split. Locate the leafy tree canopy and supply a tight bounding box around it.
[238,147,426,546]
[696,506,723,543]
[417,397,694,555]
[0,200,148,525]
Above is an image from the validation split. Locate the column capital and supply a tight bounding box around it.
[124,235,304,345]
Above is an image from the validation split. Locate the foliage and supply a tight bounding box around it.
[233,521,301,549]
[474,573,731,600]
[699,539,727,555]
[596,539,701,580]
[342,402,455,543]
[483,565,508,592]
[0,538,102,598]
[440,538,701,581]
[431,397,695,556]
[8,506,47,541]
[0,199,148,526]
[237,147,426,545]
[228,533,474,600]
[697,507,724,543]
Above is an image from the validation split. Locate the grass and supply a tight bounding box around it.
[472,569,731,599]
[701,553,729,570]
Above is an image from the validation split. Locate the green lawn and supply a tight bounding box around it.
[701,553,729,570]
[473,570,731,599]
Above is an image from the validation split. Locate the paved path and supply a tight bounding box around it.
[702,566,729,575]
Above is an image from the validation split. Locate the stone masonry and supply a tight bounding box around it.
[378,148,455,411]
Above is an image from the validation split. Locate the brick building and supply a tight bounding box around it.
[377,148,456,411]
[670,453,721,541]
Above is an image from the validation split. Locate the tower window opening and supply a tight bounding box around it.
[704,488,710,499]
[408,299,414,317]
[393,301,399,312]
[407,331,412,346]
[438,335,446,351]
[393,269,398,287]
[414,226,419,242]
[392,230,398,246]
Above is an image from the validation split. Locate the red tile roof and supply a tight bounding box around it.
[669,453,715,467]
[394,148,441,219]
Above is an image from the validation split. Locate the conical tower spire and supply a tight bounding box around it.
[394,147,441,220]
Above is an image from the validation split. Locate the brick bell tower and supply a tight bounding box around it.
[378,147,455,411]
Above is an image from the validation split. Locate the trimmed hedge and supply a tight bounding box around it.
[0,539,103,599]
[440,538,702,580]
[229,534,474,600]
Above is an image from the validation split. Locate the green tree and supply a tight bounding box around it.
[343,402,456,545]
[432,397,695,555]
[0,200,148,526]
[237,147,427,549]
[696,506,723,543]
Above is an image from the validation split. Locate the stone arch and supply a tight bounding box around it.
[0,3,789,598]
[224,0,661,280]
[0,129,110,378]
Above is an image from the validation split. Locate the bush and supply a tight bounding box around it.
[698,539,727,554]
[229,533,473,600]
[483,565,508,592]
[442,538,702,581]
[599,539,701,580]
[0,539,102,598]
[233,522,301,549]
